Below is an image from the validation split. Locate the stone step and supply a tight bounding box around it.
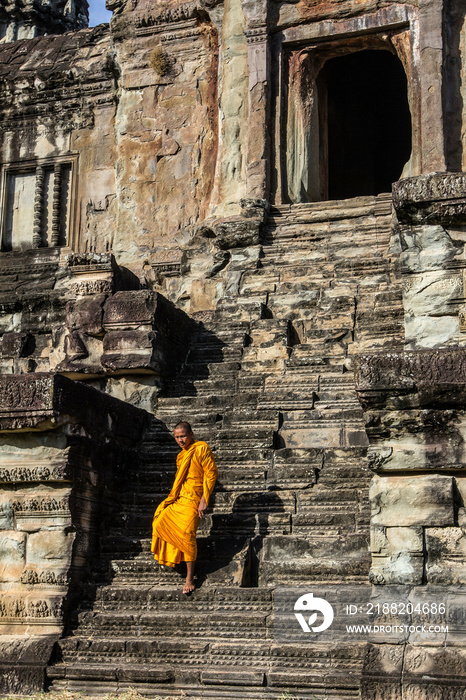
[48,651,363,699]
[222,408,278,428]
[97,537,253,586]
[268,193,391,222]
[126,464,269,495]
[259,534,371,586]
[73,607,269,640]
[76,583,272,613]
[187,376,238,395]
[209,447,273,465]
[186,345,243,364]
[56,637,273,666]
[49,678,359,700]
[155,394,234,411]
[215,428,275,448]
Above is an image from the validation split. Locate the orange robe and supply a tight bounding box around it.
[151,440,218,567]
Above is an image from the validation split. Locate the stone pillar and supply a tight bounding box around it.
[285,50,319,203]
[418,0,447,172]
[209,0,249,216]
[243,0,269,201]
[0,373,148,694]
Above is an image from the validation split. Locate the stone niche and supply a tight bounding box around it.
[0,372,148,695]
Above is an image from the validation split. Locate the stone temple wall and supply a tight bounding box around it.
[0,0,466,698]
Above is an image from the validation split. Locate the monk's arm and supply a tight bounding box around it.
[199,446,218,516]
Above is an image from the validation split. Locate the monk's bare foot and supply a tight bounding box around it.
[183,577,195,594]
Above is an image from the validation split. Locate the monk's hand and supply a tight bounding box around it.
[198,495,207,519]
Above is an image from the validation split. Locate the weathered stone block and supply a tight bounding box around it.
[404,315,459,350]
[370,526,423,554]
[370,475,454,527]
[66,295,106,336]
[425,527,466,585]
[1,332,34,359]
[0,373,147,440]
[0,636,58,695]
[369,529,425,585]
[400,225,463,275]
[0,530,26,582]
[369,552,424,585]
[0,531,26,582]
[103,290,158,330]
[201,669,265,686]
[355,347,466,410]
[189,279,224,314]
[393,172,466,225]
[403,646,466,692]
[0,498,14,529]
[26,530,75,569]
[213,218,262,250]
[102,330,161,373]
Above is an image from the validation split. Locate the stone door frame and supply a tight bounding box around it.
[271,4,421,204]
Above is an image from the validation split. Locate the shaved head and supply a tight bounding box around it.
[174,421,192,433]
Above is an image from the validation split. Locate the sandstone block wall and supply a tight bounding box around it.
[0,373,148,694]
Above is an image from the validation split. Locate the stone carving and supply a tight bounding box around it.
[136,2,202,28]
[355,347,466,396]
[151,250,183,278]
[11,496,69,513]
[70,280,112,296]
[0,0,466,696]
[366,447,393,471]
[66,252,114,270]
[0,465,65,484]
[393,173,466,224]
[0,599,27,618]
[20,569,67,586]
[0,375,52,413]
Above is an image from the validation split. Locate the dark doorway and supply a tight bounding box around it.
[319,49,412,200]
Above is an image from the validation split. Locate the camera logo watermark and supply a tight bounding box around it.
[274,585,466,644]
[294,593,334,633]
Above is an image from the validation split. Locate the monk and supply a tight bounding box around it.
[151,422,218,594]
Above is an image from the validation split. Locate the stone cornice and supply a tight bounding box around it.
[355,347,466,410]
[393,173,466,225]
[0,372,148,437]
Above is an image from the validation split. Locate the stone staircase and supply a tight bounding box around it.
[47,196,404,698]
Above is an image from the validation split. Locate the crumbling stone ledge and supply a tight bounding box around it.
[393,172,466,225]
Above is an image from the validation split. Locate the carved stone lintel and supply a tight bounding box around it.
[0,372,148,437]
[355,347,466,410]
[70,279,113,296]
[151,249,183,278]
[393,172,466,225]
